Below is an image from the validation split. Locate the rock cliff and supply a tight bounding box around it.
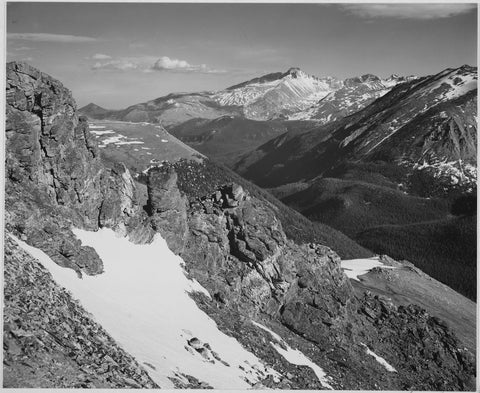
[5,62,151,275]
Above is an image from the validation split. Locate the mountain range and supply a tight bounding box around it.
[4,61,477,390]
[80,68,414,166]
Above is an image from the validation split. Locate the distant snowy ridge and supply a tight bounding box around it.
[213,68,413,121]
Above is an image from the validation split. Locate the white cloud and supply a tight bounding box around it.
[340,3,476,20]
[92,59,139,71]
[89,55,226,74]
[14,46,32,51]
[153,56,191,70]
[151,56,226,74]
[8,33,97,43]
[91,53,112,60]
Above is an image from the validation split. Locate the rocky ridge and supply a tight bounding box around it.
[143,160,475,390]
[5,62,154,276]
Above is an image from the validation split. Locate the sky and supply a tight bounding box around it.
[6,2,478,109]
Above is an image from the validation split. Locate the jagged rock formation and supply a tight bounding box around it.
[5,62,152,275]
[143,161,475,390]
[5,62,476,390]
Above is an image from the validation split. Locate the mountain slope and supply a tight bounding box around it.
[168,116,317,166]
[355,215,476,300]
[282,177,450,237]
[5,61,476,390]
[236,65,477,191]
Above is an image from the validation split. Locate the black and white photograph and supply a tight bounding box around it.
[3,1,478,390]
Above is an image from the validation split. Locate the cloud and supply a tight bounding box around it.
[340,3,476,20]
[8,33,97,43]
[91,53,112,60]
[90,55,226,74]
[92,59,139,71]
[151,56,225,74]
[14,46,32,51]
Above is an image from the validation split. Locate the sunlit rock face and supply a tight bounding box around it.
[5,62,148,275]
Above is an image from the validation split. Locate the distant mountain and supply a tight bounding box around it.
[236,65,477,193]
[79,68,412,165]
[81,92,240,127]
[213,67,342,120]
[79,67,411,126]
[235,65,477,300]
[307,74,416,123]
[79,102,111,119]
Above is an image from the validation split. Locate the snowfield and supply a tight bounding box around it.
[341,257,396,281]
[12,229,281,388]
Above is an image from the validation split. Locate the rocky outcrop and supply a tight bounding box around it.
[146,167,188,254]
[6,62,103,227]
[146,160,475,390]
[5,62,150,275]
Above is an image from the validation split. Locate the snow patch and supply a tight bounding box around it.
[115,140,144,145]
[89,124,106,129]
[361,344,397,372]
[90,130,115,135]
[12,229,280,389]
[99,135,124,147]
[341,257,396,281]
[251,321,333,389]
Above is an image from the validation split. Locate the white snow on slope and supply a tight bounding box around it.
[361,343,397,372]
[89,124,106,129]
[251,320,284,343]
[418,69,477,101]
[115,140,144,145]
[91,129,115,135]
[251,321,334,389]
[341,257,396,281]
[99,135,124,146]
[12,229,280,389]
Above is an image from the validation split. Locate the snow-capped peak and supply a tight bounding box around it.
[213,68,341,117]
